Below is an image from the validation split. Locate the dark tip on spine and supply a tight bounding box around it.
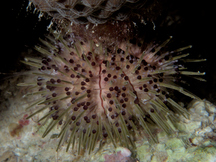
[47,58,52,62]
[122,111,126,115]
[122,87,126,91]
[137,75,141,80]
[52,93,57,97]
[142,60,147,66]
[71,74,75,78]
[122,93,126,97]
[50,79,56,84]
[74,67,78,71]
[107,93,112,98]
[159,78,163,82]
[42,60,48,65]
[52,115,59,120]
[149,80,153,84]
[81,81,86,85]
[81,102,85,106]
[83,105,88,110]
[109,100,114,105]
[114,86,119,91]
[144,88,148,92]
[107,74,112,78]
[91,62,96,66]
[146,114,150,118]
[109,87,114,91]
[87,56,91,61]
[118,128,122,133]
[153,84,158,88]
[108,107,112,112]
[41,66,46,70]
[117,48,122,54]
[104,77,109,81]
[92,114,96,119]
[37,82,42,86]
[71,116,76,120]
[135,70,139,74]
[153,78,157,82]
[113,75,117,79]
[83,129,86,134]
[54,106,59,110]
[116,66,121,70]
[74,107,78,111]
[86,102,91,106]
[144,67,148,71]
[69,59,74,63]
[103,133,108,138]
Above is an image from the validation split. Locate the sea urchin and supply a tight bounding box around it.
[18,26,205,155]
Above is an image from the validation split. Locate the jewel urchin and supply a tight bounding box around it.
[18,24,205,155]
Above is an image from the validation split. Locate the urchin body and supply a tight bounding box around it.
[20,25,205,154]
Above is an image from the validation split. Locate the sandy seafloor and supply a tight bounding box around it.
[0,75,216,162]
